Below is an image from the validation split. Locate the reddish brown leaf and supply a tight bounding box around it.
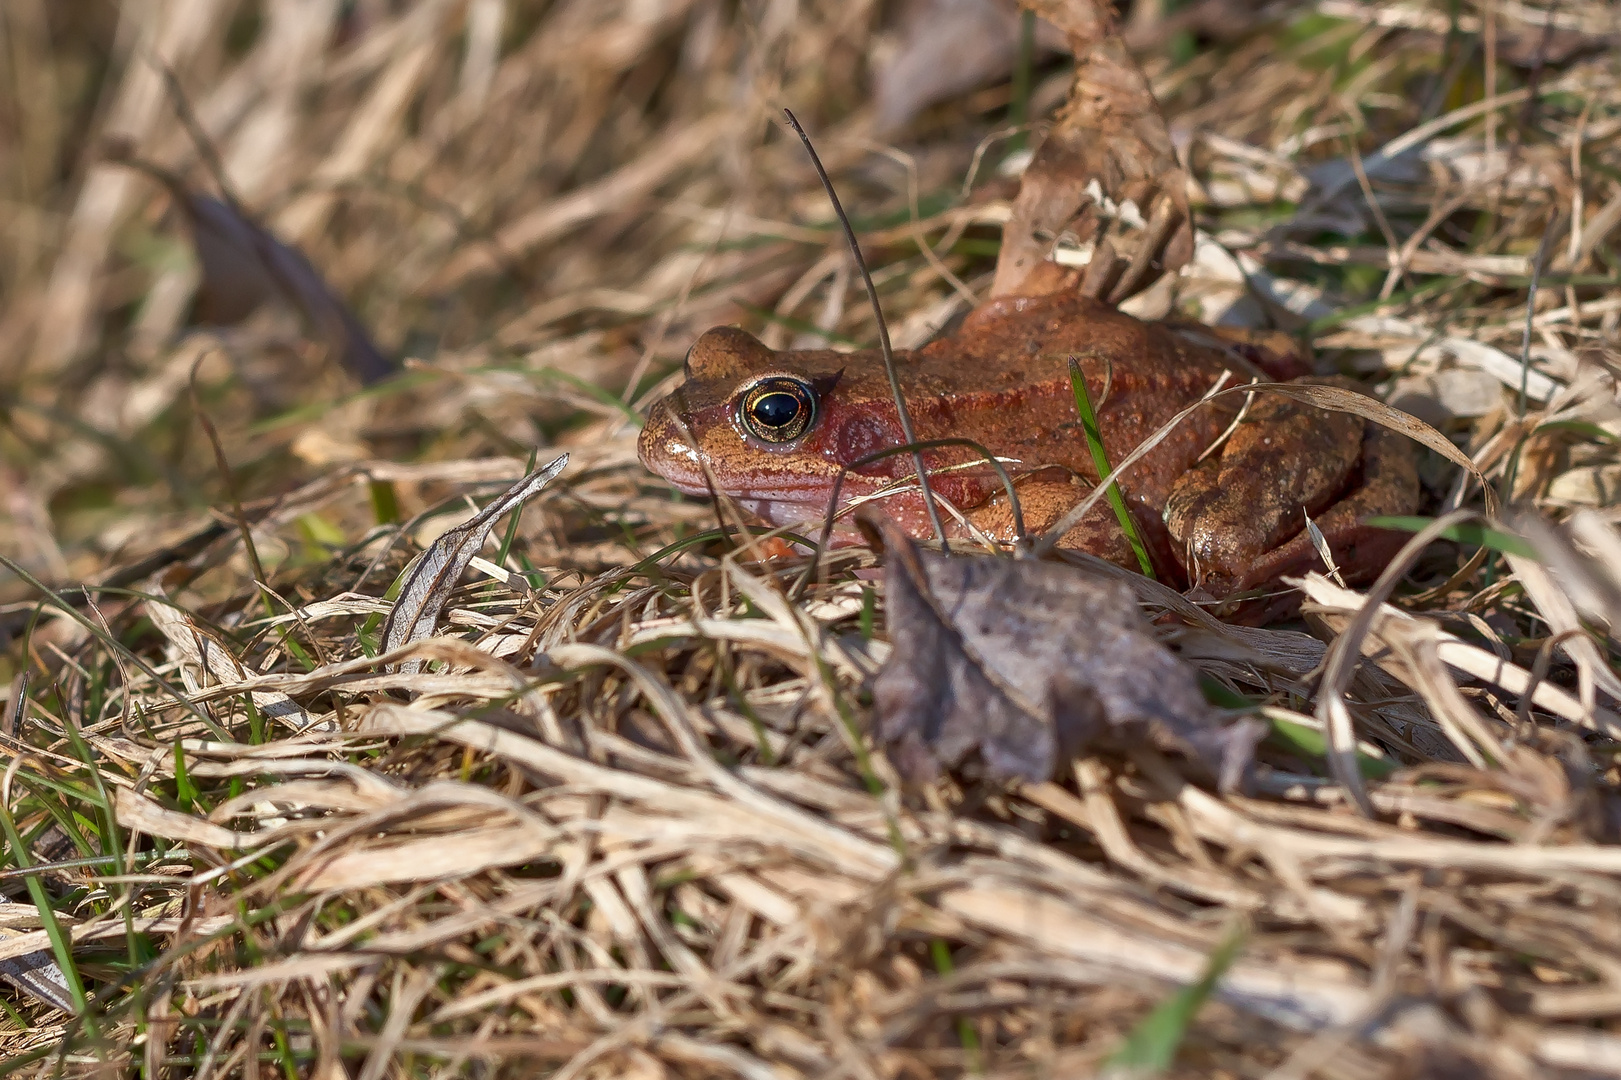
[993,0,1193,304]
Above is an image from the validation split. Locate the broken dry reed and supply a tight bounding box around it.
[4,1,1621,1077]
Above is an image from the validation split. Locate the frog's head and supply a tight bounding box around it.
[639,325,934,535]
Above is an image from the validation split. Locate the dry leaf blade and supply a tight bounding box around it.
[381,455,569,670]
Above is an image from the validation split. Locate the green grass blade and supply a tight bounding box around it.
[1304,276,1456,335]
[1267,714,1397,779]
[0,798,88,1013]
[930,939,982,1070]
[1105,921,1247,1077]
[1069,359,1155,577]
[1007,9,1036,158]
[1367,515,1537,559]
[498,449,540,566]
[1534,419,1618,443]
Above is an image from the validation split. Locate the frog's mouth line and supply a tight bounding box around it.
[653,471,858,514]
[737,497,842,532]
[647,452,932,537]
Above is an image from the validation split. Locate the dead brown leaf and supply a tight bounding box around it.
[868,517,1263,788]
[110,150,396,385]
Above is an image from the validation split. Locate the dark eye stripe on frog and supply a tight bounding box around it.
[739,376,817,443]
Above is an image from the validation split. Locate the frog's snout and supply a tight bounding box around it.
[637,395,707,495]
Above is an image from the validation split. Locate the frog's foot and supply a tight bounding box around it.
[1224,422,1419,591]
[1164,380,1420,620]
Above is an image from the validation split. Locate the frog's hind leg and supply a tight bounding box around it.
[1164,380,1367,599]
[1212,423,1420,622]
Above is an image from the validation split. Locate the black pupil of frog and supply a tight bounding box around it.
[752,393,801,428]
[741,378,815,442]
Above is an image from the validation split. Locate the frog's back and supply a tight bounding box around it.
[901,292,1240,504]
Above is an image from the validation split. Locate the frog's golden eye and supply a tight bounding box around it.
[739,376,817,443]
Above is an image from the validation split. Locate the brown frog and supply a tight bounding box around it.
[638,286,1419,617]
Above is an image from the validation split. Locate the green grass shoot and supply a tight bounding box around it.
[1069,358,1155,577]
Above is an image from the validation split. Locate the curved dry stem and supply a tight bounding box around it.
[782,108,949,550]
[1314,509,1483,818]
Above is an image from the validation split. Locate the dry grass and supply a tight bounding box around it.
[4,0,1621,1076]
